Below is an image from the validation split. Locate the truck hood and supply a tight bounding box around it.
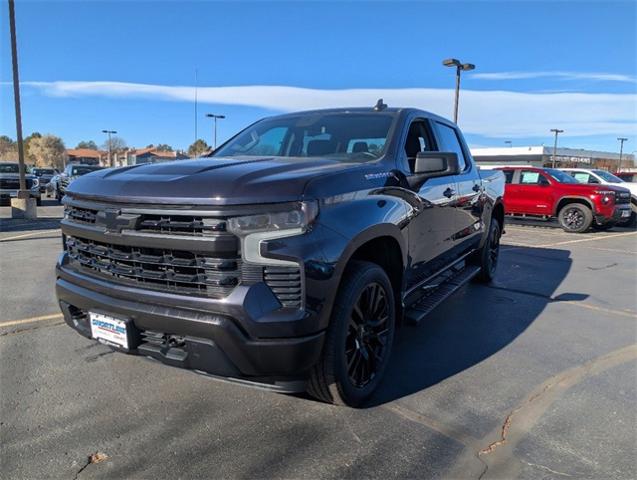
[558,183,631,195]
[67,156,366,205]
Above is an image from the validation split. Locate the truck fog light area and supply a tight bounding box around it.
[228,202,317,267]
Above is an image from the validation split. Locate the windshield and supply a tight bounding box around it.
[0,163,20,174]
[71,166,102,176]
[213,113,395,161]
[545,168,578,183]
[593,169,624,183]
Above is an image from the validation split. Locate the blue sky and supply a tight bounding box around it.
[1,0,636,153]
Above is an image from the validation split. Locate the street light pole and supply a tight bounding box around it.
[550,128,564,168]
[206,114,226,150]
[442,58,475,123]
[102,129,117,167]
[617,137,628,173]
[8,0,26,196]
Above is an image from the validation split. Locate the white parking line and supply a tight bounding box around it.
[0,313,63,328]
[535,231,637,248]
[0,229,61,242]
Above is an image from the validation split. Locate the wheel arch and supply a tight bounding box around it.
[333,226,406,323]
[555,196,595,216]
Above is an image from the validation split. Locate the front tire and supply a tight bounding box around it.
[558,203,593,233]
[307,261,396,407]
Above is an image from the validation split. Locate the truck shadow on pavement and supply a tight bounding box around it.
[369,245,580,407]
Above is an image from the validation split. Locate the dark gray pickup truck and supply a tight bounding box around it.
[56,103,505,406]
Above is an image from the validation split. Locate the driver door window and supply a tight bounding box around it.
[404,121,432,173]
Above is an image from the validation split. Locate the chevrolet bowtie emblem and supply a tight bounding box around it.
[97,209,140,233]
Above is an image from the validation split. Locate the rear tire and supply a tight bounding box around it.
[558,203,593,233]
[307,261,396,407]
[474,218,501,283]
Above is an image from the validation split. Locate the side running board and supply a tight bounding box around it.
[404,264,481,325]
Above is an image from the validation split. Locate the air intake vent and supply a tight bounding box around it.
[264,266,302,308]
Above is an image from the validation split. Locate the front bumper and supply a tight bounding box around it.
[595,205,631,225]
[56,256,324,391]
[0,188,41,200]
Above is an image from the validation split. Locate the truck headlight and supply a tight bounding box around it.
[228,201,318,266]
[32,178,39,188]
[593,190,614,205]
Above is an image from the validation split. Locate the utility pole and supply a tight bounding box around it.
[8,0,33,217]
[550,129,564,168]
[617,137,628,173]
[206,114,226,150]
[442,58,475,123]
[102,129,117,167]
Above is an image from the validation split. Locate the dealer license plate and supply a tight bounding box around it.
[90,312,129,349]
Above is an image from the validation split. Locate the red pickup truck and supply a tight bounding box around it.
[493,166,632,232]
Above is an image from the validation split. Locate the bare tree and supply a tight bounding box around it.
[27,134,66,169]
[0,135,18,161]
[102,135,127,153]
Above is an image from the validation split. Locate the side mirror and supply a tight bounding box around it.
[414,152,460,178]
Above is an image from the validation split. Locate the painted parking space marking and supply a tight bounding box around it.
[0,313,63,328]
[0,229,60,242]
[535,231,637,248]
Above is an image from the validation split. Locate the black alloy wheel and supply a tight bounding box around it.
[307,261,396,406]
[474,219,501,283]
[563,207,586,230]
[345,282,391,388]
[558,203,593,233]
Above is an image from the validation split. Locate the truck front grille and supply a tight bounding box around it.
[615,191,631,205]
[0,178,33,189]
[63,201,304,308]
[66,236,240,298]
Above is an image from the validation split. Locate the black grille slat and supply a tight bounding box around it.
[264,266,302,308]
[67,235,241,298]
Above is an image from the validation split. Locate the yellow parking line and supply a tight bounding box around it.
[0,229,60,242]
[0,313,63,328]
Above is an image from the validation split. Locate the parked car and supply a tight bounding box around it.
[494,166,631,232]
[617,172,637,183]
[55,164,103,202]
[560,168,637,226]
[55,104,505,406]
[31,167,59,194]
[0,162,41,205]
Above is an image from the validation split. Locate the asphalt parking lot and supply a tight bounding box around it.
[1,201,636,479]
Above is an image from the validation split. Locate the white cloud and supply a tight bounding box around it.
[21,80,637,138]
[471,71,636,83]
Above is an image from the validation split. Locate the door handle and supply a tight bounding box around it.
[443,187,455,198]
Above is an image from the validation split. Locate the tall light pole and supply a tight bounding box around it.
[550,128,564,168]
[617,137,628,173]
[442,58,475,123]
[8,0,29,208]
[102,129,117,167]
[206,114,226,150]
